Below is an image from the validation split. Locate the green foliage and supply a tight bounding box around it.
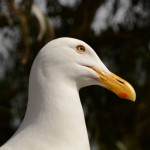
[0,0,150,149]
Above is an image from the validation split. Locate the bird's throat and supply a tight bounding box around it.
[15,76,90,150]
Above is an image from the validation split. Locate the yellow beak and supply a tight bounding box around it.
[92,67,136,101]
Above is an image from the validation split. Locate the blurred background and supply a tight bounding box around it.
[0,0,150,149]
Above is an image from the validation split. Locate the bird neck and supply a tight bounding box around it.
[16,72,90,149]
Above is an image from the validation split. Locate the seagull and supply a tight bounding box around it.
[0,37,136,150]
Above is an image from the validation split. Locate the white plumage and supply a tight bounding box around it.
[0,37,135,150]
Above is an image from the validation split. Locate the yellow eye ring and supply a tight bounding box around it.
[76,45,86,54]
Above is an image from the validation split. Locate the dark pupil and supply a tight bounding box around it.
[80,47,84,51]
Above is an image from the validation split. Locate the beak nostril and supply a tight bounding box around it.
[117,79,124,84]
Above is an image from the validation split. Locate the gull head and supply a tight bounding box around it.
[33,37,136,101]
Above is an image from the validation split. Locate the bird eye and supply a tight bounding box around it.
[76,45,86,54]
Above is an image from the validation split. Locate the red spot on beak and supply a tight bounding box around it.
[118,93,128,99]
